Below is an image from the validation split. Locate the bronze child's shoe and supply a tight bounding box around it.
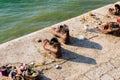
[51,24,70,44]
[0,65,10,76]
[42,37,62,58]
[24,68,41,80]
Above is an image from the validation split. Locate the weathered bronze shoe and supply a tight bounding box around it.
[42,38,62,58]
[109,4,120,15]
[97,22,120,36]
[51,24,70,44]
[24,69,41,80]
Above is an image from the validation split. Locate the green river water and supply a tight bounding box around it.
[0,0,119,44]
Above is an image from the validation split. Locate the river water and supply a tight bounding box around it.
[0,0,119,43]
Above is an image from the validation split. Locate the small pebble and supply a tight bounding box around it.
[38,39,41,43]
[78,35,85,40]
[54,64,61,69]
[84,25,89,30]
[83,24,92,31]
[44,67,49,70]
[30,62,35,65]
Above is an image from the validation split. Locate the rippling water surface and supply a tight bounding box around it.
[0,0,119,43]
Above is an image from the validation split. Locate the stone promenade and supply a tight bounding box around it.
[0,1,120,80]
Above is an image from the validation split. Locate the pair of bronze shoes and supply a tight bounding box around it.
[109,4,120,15]
[97,22,120,36]
[41,24,70,58]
